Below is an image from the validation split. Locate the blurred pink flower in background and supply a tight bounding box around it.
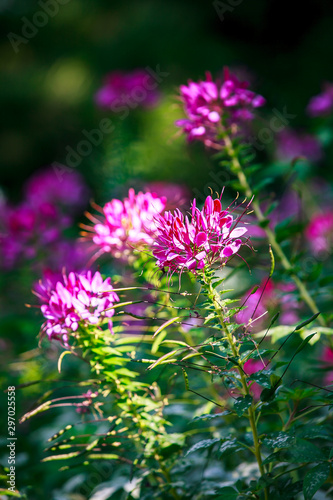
[83,188,166,260]
[0,166,90,271]
[276,129,322,163]
[244,190,301,240]
[307,83,333,117]
[236,279,299,331]
[24,166,89,215]
[35,270,119,346]
[320,346,333,386]
[244,358,267,399]
[144,182,191,210]
[95,70,161,110]
[306,211,333,255]
[153,194,248,273]
[176,68,265,146]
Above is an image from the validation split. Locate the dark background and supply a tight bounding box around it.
[1,1,333,497]
[1,0,333,201]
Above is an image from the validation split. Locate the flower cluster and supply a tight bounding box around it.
[95,69,160,110]
[153,194,247,273]
[0,167,89,270]
[176,68,265,145]
[35,270,119,346]
[84,188,166,260]
[307,83,333,117]
[306,211,333,254]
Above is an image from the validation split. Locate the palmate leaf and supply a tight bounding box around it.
[303,462,330,500]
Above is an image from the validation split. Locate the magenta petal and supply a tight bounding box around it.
[195,232,207,246]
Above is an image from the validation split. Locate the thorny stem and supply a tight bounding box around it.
[221,131,326,328]
[204,275,268,500]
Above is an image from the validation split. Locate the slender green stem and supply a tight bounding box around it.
[204,276,268,500]
[221,131,326,327]
[159,461,181,500]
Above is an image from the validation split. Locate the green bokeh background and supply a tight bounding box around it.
[1,0,333,202]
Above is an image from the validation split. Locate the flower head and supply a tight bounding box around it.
[176,68,265,145]
[83,188,166,260]
[153,194,248,274]
[35,270,119,346]
[95,69,160,110]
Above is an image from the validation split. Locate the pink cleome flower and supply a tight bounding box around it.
[176,68,265,145]
[305,211,333,254]
[152,194,248,274]
[95,69,160,110]
[83,189,166,260]
[35,270,119,346]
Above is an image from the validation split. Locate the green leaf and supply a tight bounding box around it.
[192,410,231,422]
[294,333,317,354]
[161,340,189,347]
[295,313,320,331]
[215,487,239,500]
[151,330,168,354]
[185,438,220,456]
[42,451,81,461]
[87,453,120,460]
[152,316,180,338]
[248,372,271,389]
[218,439,244,457]
[262,431,295,449]
[0,489,23,498]
[212,278,224,289]
[303,462,330,500]
[148,349,180,370]
[234,395,253,417]
[263,439,326,464]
